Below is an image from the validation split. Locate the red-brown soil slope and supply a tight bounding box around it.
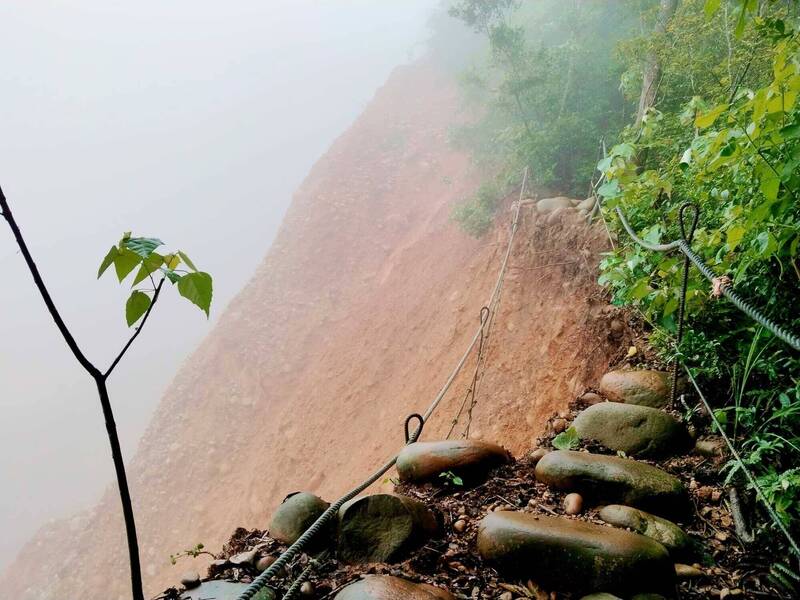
[0,60,617,600]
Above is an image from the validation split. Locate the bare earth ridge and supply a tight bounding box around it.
[0,60,617,600]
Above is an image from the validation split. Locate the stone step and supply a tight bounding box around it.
[269,491,330,545]
[599,370,671,408]
[396,439,511,484]
[334,575,454,599]
[599,504,692,559]
[477,511,674,596]
[181,581,274,600]
[535,450,688,518]
[337,494,438,564]
[573,402,691,458]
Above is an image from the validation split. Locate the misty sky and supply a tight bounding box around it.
[0,0,437,569]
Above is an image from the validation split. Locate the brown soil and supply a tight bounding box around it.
[0,60,621,600]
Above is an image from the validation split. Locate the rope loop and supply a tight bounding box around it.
[479,305,490,327]
[678,202,699,243]
[404,413,424,444]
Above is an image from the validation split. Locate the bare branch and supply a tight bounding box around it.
[0,185,101,378]
[104,277,166,378]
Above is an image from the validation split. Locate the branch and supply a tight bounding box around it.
[0,185,101,378]
[104,277,165,378]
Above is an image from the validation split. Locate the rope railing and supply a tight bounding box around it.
[235,168,529,600]
[612,201,800,559]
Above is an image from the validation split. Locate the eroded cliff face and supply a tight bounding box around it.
[1,60,616,600]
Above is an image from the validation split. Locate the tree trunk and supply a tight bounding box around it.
[96,377,145,600]
[635,0,679,126]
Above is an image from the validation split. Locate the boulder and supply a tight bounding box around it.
[337,494,438,563]
[477,511,673,595]
[334,575,454,599]
[181,581,274,600]
[536,196,576,214]
[573,403,690,457]
[269,492,330,545]
[599,504,692,558]
[577,197,597,211]
[396,440,511,484]
[599,370,671,408]
[535,451,688,518]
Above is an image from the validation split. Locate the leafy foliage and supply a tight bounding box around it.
[99,232,213,325]
[595,1,800,526]
[446,0,638,233]
[552,426,580,451]
[439,470,465,486]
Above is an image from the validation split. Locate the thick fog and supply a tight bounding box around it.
[0,0,436,570]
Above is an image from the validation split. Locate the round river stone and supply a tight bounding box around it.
[396,440,512,484]
[599,370,670,408]
[269,492,330,545]
[535,450,688,518]
[599,504,692,558]
[337,494,438,564]
[477,511,673,595]
[334,575,454,599]
[573,402,690,457]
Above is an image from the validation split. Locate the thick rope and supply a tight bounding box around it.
[614,206,799,351]
[235,168,529,600]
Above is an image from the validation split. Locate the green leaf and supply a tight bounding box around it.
[177,251,197,271]
[695,104,728,129]
[98,246,119,278]
[726,225,747,251]
[760,169,780,202]
[597,180,621,199]
[125,290,151,327]
[124,237,164,258]
[704,0,721,17]
[161,267,183,284]
[132,252,164,286]
[779,122,800,140]
[113,248,142,282]
[177,271,213,317]
[552,426,580,450]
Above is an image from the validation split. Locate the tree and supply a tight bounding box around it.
[0,186,213,600]
[635,0,680,127]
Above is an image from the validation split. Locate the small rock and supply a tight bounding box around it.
[453,519,466,533]
[609,320,624,337]
[300,581,314,596]
[334,575,454,599]
[598,505,692,558]
[675,563,705,579]
[255,555,277,573]
[180,571,200,589]
[599,370,671,408]
[499,593,513,600]
[564,493,583,515]
[579,392,603,406]
[537,196,576,214]
[530,448,550,465]
[229,549,258,566]
[552,418,569,434]
[694,437,726,460]
[576,197,597,211]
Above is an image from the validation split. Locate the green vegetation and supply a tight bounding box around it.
[0,189,213,600]
[444,0,800,540]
